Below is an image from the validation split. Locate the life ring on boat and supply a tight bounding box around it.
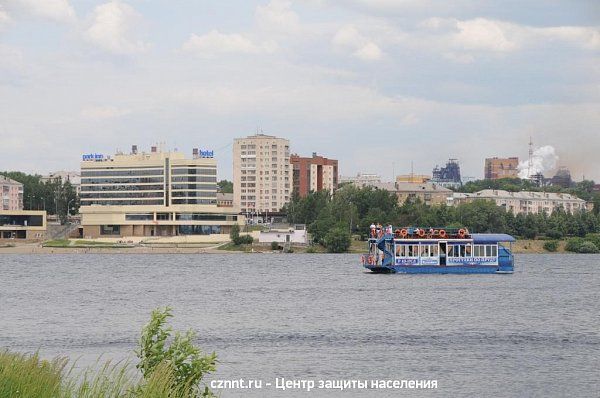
[433,229,439,236]
[458,229,466,238]
[400,229,408,238]
[417,229,425,238]
[439,229,447,238]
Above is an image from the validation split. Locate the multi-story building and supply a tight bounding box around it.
[1,176,24,211]
[484,157,519,180]
[41,171,82,194]
[290,152,338,197]
[79,145,241,238]
[233,134,291,214]
[340,173,381,187]
[451,190,587,215]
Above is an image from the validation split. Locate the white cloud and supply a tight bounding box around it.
[85,1,149,55]
[332,25,383,61]
[419,17,600,58]
[255,0,301,35]
[453,18,518,52]
[0,5,10,27]
[6,0,75,22]
[181,30,277,57]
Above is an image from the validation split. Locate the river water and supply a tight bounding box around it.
[0,253,598,397]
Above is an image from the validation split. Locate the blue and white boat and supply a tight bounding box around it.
[360,227,515,274]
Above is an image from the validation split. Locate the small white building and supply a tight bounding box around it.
[259,224,308,245]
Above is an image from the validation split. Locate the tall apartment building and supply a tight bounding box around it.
[233,134,291,214]
[484,157,519,180]
[79,145,240,238]
[290,152,338,197]
[1,176,24,211]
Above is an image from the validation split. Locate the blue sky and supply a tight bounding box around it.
[0,0,598,181]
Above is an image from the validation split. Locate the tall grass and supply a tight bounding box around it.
[0,352,208,398]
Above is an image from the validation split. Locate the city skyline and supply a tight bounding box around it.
[1,1,599,181]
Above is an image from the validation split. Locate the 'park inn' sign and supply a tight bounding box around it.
[82,153,105,161]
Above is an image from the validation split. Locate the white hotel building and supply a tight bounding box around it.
[80,145,241,238]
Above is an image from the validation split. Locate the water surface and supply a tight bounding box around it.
[0,254,598,397]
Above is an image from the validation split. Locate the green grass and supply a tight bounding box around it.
[42,239,134,249]
[0,351,204,398]
[42,239,71,247]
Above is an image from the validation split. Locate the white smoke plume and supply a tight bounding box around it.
[518,145,559,178]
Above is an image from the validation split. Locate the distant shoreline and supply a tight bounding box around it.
[0,239,571,254]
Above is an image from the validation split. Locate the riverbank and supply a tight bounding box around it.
[0,238,570,254]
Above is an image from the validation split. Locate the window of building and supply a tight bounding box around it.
[100,225,120,235]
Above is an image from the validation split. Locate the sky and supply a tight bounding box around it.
[0,0,599,182]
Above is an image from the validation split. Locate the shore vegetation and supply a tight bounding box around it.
[0,308,216,398]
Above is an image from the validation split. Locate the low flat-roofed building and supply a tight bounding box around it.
[258,224,307,245]
[41,171,81,194]
[80,145,242,239]
[372,182,453,206]
[0,210,47,240]
[396,174,431,184]
[217,192,233,207]
[1,176,24,211]
[340,173,381,187]
[451,189,587,215]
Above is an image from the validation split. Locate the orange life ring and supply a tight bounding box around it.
[417,229,425,238]
[439,229,447,238]
[400,229,408,238]
[458,229,466,238]
[433,229,439,236]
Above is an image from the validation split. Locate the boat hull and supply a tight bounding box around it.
[364,265,513,274]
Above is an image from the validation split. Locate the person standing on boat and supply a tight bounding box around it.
[370,223,376,238]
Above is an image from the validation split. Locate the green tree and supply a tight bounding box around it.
[217,180,233,193]
[324,227,351,253]
[136,307,217,397]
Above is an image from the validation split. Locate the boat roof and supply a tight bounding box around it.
[471,233,516,243]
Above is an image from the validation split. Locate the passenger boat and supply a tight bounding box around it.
[360,227,515,274]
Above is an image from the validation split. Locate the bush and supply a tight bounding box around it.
[305,246,316,253]
[230,224,240,243]
[137,307,217,397]
[323,227,351,253]
[584,233,600,249]
[543,240,559,252]
[578,241,599,253]
[565,237,585,253]
[235,234,253,245]
[522,228,537,239]
[271,241,280,251]
[545,229,563,239]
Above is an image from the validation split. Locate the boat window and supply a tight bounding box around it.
[485,245,492,257]
[491,245,497,257]
[420,245,429,257]
[447,245,454,257]
[473,245,482,257]
[465,245,472,257]
[431,245,439,257]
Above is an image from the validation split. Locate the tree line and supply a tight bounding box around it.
[283,184,600,252]
[1,171,78,224]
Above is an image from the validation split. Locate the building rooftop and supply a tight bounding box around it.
[0,176,23,186]
[455,189,585,202]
